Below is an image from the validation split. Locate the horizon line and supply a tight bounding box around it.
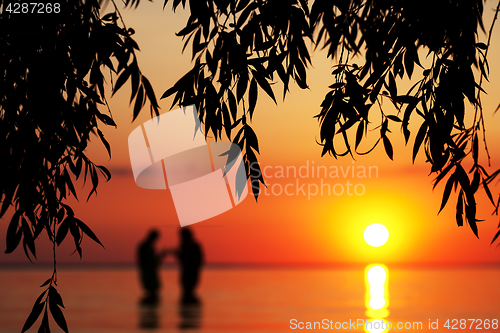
[1,261,500,270]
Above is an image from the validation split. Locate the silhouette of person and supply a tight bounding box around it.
[137,229,166,305]
[175,227,204,304]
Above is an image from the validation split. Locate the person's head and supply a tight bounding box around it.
[180,227,193,243]
[146,229,160,243]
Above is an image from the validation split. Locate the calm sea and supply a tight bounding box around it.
[0,266,499,332]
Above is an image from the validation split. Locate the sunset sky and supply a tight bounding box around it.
[2,0,500,266]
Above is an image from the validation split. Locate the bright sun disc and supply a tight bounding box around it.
[364,223,389,247]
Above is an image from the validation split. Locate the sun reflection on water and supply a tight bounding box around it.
[364,264,389,333]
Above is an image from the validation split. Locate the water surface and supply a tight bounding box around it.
[0,266,499,332]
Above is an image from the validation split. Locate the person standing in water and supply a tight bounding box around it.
[137,229,166,305]
[175,227,204,304]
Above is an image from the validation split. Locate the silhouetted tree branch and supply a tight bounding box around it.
[159,0,500,243]
[1,0,158,331]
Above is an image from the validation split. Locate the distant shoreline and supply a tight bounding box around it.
[1,261,499,270]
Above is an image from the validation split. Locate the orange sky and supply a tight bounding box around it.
[1,1,500,265]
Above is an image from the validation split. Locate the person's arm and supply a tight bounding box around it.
[159,248,169,258]
[161,248,179,259]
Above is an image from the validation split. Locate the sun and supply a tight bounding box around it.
[364,223,389,247]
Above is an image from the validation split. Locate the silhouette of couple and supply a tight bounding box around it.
[137,227,203,305]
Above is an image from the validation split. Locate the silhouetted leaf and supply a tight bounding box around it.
[248,77,258,119]
[21,217,36,259]
[133,86,145,121]
[404,48,415,79]
[382,135,393,160]
[63,168,78,200]
[33,217,46,241]
[253,71,276,104]
[69,220,83,258]
[227,90,237,120]
[472,133,478,165]
[97,165,111,181]
[40,279,51,288]
[475,42,487,50]
[236,72,248,101]
[329,82,345,89]
[74,218,104,248]
[483,179,495,206]
[5,213,21,254]
[221,103,231,138]
[455,164,471,191]
[245,125,259,154]
[56,217,70,246]
[370,77,384,103]
[439,174,455,213]
[75,156,83,179]
[160,85,177,100]
[355,120,364,149]
[492,229,500,245]
[49,286,65,308]
[468,216,479,238]
[456,191,464,227]
[97,129,111,158]
[38,308,49,333]
[22,291,46,333]
[413,122,427,162]
[112,67,131,96]
[387,72,397,97]
[380,119,388,137]
[433,162,454,188]
[142,76,159,114]
[471,169,480,193]
[336,116,359,134]
[0,189,13,218]
[49,295,68,333]
[478,59,489,80]
[176,21,199,37]
[96,112,117,127]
